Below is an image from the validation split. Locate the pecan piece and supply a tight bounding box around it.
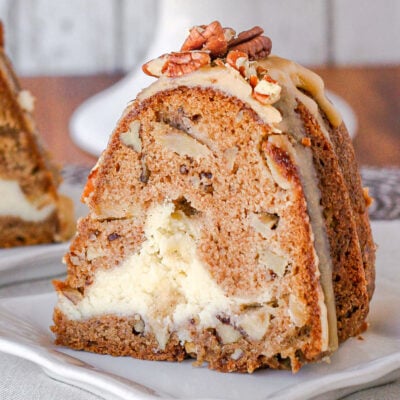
[230,35,272,60]
[142,54,167,77]
[228,26,264,47]
[53,281,84,305]
[226,50,257,80]
[253,74,281,104]
[226,50,248,70]
[228,26,272,60]
[181,21,230,57]
[162,51,211,77]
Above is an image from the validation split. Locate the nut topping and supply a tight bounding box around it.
[228,26,264,47]
[223,27,236,43]
[253,75,281,104]
[181,21,231,57]
[228,26,272,60]
[142,54,167,77]
[142,21,274,95]
[162,51,211,77]
[230,35,272,60]
[226,50,248,70]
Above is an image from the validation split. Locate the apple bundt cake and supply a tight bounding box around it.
[52,22,375,373]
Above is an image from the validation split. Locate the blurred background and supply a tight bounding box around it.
[1,0,399,75]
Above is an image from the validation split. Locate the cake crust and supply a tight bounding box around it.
[295,102,371,340]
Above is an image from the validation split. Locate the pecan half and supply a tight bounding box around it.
[162,51,211,77]
[230,35,272,60]
[142,54,167,77]
[228,26,264,47]
[181,21,232,57]
[228,26,272,60]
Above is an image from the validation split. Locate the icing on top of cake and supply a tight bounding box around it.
[141,22,341,131]
[138,65,282,127]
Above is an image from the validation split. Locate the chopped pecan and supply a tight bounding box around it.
[252,91,272,105]
[63,289,83,305]
[132,314,145,334]
[162,51,211,77]
[226,50,257,80]
[226,50,248,70]
[249,74,259,88]
[181,21,231,57]
[107,232,120,241]
[140,156,150,183]
[253,75,281,104]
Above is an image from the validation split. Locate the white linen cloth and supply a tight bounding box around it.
[0,220,399,400]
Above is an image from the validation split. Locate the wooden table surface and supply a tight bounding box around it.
[21,66,400,169]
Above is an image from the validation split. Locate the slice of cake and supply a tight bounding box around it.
[52,22,375,372]
[0,22,74,247]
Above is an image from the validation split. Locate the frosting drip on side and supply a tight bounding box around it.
[260,56,341,131]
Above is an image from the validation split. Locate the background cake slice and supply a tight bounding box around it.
[52,22,375,373]
[0,22,74,247]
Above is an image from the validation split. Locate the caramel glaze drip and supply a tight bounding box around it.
[258,56,342,130]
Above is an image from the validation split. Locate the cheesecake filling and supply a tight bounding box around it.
[0,179,55,222]
[57,202,311,350]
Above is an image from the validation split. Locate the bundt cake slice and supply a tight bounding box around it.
[52,22,375,372]
[0,22,74,247]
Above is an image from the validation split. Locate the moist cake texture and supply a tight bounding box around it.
[52,22,375,372]
[0,22,74,247]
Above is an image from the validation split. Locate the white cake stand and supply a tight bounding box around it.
[70,0,357,157]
